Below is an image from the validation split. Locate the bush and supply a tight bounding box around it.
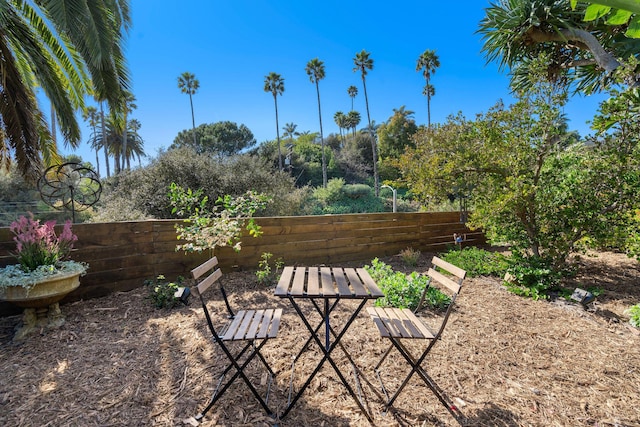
[503,254,562,300]
[364,258,450,311]
[399,247,421,267]
[440,247,507,278]
[626,304,640,328]
[255,252,284,286]
[145,275,185,309]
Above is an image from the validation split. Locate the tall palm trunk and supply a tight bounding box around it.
[189,93,196,146]
[362,77,378,196]
[122,109,128,171]
[274,97,282,171]
[101,102,110,178]
[315,80,327,188]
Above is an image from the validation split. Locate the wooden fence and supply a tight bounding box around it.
[0,212,483,316]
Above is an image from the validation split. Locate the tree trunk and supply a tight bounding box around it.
[274,95,282,171]
[362,77,378,196]
[316,80,327,188]
[100,103,110,178]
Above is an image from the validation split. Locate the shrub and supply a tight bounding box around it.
[626,304,640,328]
[145,275,185,309]
[255,252,284,286]
[503,254,562,300]
[364,258,450,311]
[440,247,507,278]
[399,247,421,267]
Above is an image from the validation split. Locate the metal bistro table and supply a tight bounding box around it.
[274,266,384,422]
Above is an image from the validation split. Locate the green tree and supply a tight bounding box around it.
[572,0,640,38]
[377,106,418,159]
[119,91,137,171]
[177,72,200,146]
[305,58,327,188]
[0,0,131,181]
[171,121,256,156]
[283,122,299,143]
[478,0,640,93]
[353,50,378,195]
[346,110,361,137]
[416,49,440,128]
[264,72,285,170]
[347,85,358,111]
[334,111,348,146]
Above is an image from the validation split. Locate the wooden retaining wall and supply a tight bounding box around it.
[0,212,483,316]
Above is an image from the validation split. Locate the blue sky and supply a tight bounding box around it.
[61,0,607,168]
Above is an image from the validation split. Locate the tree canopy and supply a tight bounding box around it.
[171,121,256,156]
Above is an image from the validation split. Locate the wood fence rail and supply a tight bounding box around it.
[0,212,483,316]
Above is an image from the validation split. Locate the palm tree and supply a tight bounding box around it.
[416,49,440,128]
[82,106,101,176]
[353,50,378,195]
[346,111,361,137]
[264,72,285,170]
[347,85,358,111]
[334,111,347,146]
[178,72,200,146]
[120,91,137,171]
[305,58,327,188]
[0,0,131,181]
[283,122,299,143]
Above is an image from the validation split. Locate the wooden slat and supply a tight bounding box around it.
[232,310,256,340]
[428,267,462,294]
[291,267,306,295]
[431,256,467,281]
[222,312,245,340]
[356,268,384,297]
[332,268,351,296]
[382,308,412,338]
[191,256,219,281]
[345,268,368,297]
[268,308,282,338]
[320,267,337,296]
[246,309,265,339]
[195,268,222,296]
[274,266,294,296]
[307,267,320,296]
[402,309,435,339]
[367,307,390,338]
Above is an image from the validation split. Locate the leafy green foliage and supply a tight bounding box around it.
[171,121,257,156]
[440,247,507,278]
[306,178,384,214]
[503,255,562,300]
[255,252,284,286]
[145,275,185,309]
[626,303,640,328]
[169,183,271,253]
[365,258,450,311]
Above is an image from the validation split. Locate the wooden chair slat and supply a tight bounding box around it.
[321,267,337,296]
[431,256,467,281]
[333,268,351,295]
[381,307,412,338]
[274,266,294,296]
[367,307,390,337]
[345,268,368,297]
[307,267,320,296]
[356,268,385,297]
[196,268,223,296]
[233,309,256,340]
[428,267,461,294]
[223,311,245,340]
[256,309,273,339]
[246,309,265,338]
[268,309,282,338]
[394,309,426,338]
[191,256,219,280]
[402,309,435,339]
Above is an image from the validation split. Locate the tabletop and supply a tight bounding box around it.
[274,266,384,299]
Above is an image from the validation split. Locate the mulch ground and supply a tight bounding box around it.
[0,250,639,427]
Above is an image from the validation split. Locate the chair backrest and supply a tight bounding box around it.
[191,256,235,337]
[415,256,466,338]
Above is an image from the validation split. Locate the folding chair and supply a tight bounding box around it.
[367,256,466,421]
[190,256,282,421]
